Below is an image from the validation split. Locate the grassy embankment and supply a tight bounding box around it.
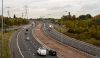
[52,18,100,47]
[0,30,15,58]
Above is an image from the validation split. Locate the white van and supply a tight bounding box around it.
[37,47,47,56]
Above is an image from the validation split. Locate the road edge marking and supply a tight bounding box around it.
[16,29,25,58]
[9,30,17,58]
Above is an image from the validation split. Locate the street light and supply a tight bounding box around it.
[24,5,28,19]
[1,0,3,29]
[1,0,3,57]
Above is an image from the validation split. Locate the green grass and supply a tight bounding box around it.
[0,30,15,58]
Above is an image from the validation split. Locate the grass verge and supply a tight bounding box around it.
[0,30,15,58]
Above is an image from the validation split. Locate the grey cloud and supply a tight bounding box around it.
[48,5,73,10]
[81,2,100,11]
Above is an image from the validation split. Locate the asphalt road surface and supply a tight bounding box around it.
[10,24,58,58]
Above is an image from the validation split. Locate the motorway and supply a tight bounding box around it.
[10,23,58,58]
[10,21,95,58]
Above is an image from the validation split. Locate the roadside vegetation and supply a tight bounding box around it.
[50,13,100,47]
[0,30,15,58]
[0,15,29,58]
[0,15,29,30]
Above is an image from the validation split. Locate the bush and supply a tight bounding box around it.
[68,28,75,33]
[89,28,100,40]
[77,32,91,40]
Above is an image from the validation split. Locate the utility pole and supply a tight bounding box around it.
[6,7,10,18]
[22,12,23,18]
[24,5,28,19]
[1,0,3,57]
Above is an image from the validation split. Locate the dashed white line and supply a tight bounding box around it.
[16,24,36,58]
[33,53,35,55]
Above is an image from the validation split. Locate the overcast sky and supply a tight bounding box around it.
[0,0,100,18]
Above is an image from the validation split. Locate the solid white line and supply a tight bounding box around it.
[16,30,25,58]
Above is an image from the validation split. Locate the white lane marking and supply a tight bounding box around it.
[28,48,35,56]
[17,30,25,58]
[29,48,30,51]
[16,24,36,58]
[33,53,35,55]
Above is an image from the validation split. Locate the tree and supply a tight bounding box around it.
[61,15,68,20]
[13,14,16,19]
[86,14,92,19]
[93,14,100,25]
[68,12,72,20]
[78,15,86,20]
[94,14,100,19]
[78,14,92,20]
[72,15,76,20]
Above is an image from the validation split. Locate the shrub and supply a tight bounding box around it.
[77,32,91,40]
[68,28,75,33]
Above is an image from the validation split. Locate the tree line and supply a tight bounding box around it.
[0,15,29,29]
[50,13,100,47]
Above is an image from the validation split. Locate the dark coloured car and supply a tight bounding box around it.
[49,50,57,56]
[26,29,28,31]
